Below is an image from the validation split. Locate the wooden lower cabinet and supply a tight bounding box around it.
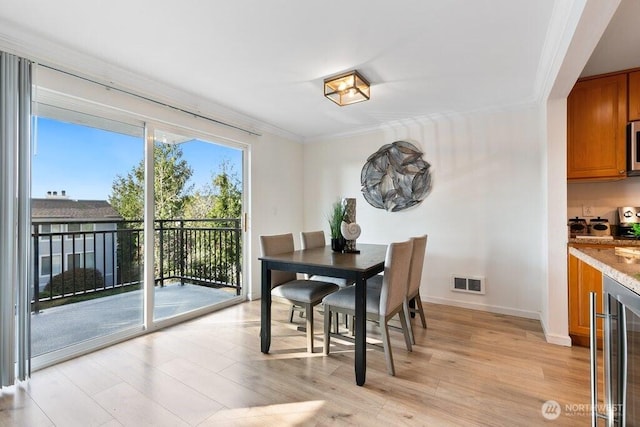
[568,245,607,347]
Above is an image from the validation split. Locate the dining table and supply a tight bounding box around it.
[259,243,388,386]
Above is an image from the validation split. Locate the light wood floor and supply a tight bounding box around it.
[0,301,594,426]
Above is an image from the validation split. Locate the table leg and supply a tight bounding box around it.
[260,262,271,353]
[354,275,367,386]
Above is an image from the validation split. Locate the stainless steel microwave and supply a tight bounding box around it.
[628,121,640,176]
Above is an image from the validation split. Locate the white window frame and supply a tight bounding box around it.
[39,224,62,242]
[40,254,62,277]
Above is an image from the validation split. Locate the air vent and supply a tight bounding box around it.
[451,275,485,294]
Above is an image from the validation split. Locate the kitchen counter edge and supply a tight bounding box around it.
[569,247,640,295]
[568,237,640,246]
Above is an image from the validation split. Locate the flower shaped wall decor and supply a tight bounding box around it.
[360,141,432,212]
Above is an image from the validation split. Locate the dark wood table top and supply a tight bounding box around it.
[259,243,388,272]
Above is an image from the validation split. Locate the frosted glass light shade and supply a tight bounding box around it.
[324,70,370,106]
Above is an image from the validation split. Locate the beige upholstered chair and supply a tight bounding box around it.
[404,235,428,343]
[323,239,414,376]
[300,231,349,287]
[368,235,428,344]
[301,230,351,332]
[260,233,339,353]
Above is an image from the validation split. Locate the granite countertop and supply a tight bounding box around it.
[569,246,640,295]
[568,237,640,246]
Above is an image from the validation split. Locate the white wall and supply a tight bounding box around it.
[247,132,305,299]
[303,106,545,319]
[545,98,570,345]
[542,0,623,346]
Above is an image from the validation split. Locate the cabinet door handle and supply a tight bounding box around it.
[590,292,610,426]
[590,292,599,426]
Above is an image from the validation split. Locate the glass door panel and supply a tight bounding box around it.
[31,111,145,357]
[151,128,243,322]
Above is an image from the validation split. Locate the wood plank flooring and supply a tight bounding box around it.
[0,301,595,426]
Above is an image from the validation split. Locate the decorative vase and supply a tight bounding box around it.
[331,237,346,252]
[342,198,358,252]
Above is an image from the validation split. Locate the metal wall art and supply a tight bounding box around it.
[360,140,432,212]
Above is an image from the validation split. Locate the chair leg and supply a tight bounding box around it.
[305,303,314,353]
[380,315,395,376]
[334,312,339,334]
[403,299,416,345]
[415,295,427,329]
[324,305,331,355]
[398,309,413,352]
[289,304,295,323]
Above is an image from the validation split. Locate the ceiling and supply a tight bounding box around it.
[581,0,640,77]
[0,1,629,141]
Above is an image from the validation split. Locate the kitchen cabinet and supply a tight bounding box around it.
[567,73,627,181]
[568,243,607,347]
[629,70,640,121]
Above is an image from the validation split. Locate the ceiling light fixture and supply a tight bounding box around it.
[324,70,370,106]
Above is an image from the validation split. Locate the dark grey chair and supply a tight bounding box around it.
[260,233,339,353]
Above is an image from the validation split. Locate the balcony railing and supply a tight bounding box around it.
[31,218,242,312]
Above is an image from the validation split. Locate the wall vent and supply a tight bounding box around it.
[450,275,485,294]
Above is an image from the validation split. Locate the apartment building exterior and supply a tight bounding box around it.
[32,191,122,290]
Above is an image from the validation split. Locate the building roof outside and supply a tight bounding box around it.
[32,198,123,222]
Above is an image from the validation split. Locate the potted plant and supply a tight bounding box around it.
[327,199,346,252]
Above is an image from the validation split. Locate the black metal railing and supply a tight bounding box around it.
[31,218,242,312]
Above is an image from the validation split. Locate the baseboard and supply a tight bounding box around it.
[425,296,574,347]
[424,296,540,320]
[543,332,572,347]
[539,315,572,347]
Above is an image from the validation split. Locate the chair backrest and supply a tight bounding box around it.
[407,235,428,297]
[379,239,413,316]
[259,233,297,287]
[300,230,325,250]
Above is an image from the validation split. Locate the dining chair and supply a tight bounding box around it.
[260,233,339,353]
[322,239,414,376]
[300,231,350,287]
[301,230,352,332]
[368,235,428,344]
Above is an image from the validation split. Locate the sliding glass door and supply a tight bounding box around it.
[31,109,145,358]
[150,127,244,322]
[31,106,246,366]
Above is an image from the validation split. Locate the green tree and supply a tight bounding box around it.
[184,160,242,220]
[209,160,242,219]
[109,144,193,285]
[183,161,242,287]
[109,144,193,220]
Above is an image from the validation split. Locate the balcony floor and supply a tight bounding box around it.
[31,282,237,356]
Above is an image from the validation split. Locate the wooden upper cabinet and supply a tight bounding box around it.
[567,73,627,181]
[629,71,640,121]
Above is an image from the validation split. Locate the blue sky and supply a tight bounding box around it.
[32,118,242,201]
